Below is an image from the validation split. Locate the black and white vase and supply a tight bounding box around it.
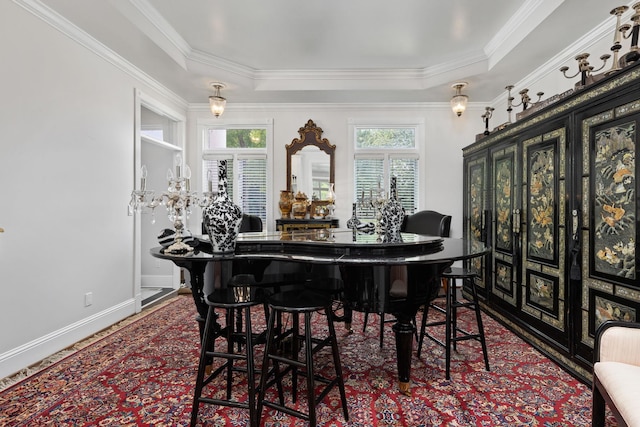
[380,176,405,243]
[202,160,243,253]
[346,202,361,229]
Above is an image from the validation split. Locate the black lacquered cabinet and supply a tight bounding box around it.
[463,62,640,383]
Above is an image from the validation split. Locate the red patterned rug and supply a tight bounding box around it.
[0,295,609,426]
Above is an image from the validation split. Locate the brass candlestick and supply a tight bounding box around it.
[560,52,610,88]
[481,107,495,135]
[606,6,631,75]
[505,86,544,123]
[621,3,640,66]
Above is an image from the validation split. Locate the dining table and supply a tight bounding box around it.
[151,227,488,395]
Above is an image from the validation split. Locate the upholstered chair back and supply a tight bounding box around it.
[401,210,452,237]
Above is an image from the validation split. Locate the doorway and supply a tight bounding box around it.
[134,90,186,310]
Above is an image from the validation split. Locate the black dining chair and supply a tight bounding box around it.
[401,210,452,238]
[361,210,452,347]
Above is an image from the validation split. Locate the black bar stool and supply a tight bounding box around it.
[256,289,349,427]
[190,285,267,427]
[416,266,490,380]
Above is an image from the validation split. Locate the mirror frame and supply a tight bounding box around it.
[286,119,335,192]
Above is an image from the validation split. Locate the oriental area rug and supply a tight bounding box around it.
[0,294,613,426]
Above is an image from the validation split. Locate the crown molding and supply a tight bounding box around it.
[117,0,492,91]
[188,101,484,113]
[489,2,634,106]
[485,0,564,69]
[14,0,188,110]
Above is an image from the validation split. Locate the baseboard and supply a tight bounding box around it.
[0,299,136,379]
[141,274,173,288]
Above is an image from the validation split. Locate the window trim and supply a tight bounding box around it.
[196,118,274,228]
[349,118,425,213]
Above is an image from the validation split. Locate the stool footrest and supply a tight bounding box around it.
[197,396,250,410]
[451,333,483,343]
[422,332,446,349]
[427,304,446,315]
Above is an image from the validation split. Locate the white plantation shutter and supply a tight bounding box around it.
[237,157,267,220]
[354,158,384,219]
[202,125,270,225]
[353,126,420,219]
[391,157,417,213]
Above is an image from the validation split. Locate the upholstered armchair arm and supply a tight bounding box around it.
[595,321,640,366]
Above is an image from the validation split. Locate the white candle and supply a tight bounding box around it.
[140,165,147,191]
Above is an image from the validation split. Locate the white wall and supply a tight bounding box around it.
[0,1,186,378]
[186,104,484,238]
[0,0,617,379]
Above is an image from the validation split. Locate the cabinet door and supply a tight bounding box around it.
[577,101,640,361]
[464,152,489,295]
[520,126,568,343]
[490,143,519,308]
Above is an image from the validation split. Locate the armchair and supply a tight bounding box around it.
[592,320,640,427]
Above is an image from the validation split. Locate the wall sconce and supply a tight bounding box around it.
[209,83,227,117]
[450,82,468,117]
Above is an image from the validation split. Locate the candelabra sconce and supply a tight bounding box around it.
[200,169,217,208]
[606,6,633,75]
[481,107,495,136]
[505,86,544,123]
[357,186,387,241]
[128,153,210,254]
[560,52,610,88]
[621,4,640,67]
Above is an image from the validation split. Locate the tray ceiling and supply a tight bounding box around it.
[39,0,628,104]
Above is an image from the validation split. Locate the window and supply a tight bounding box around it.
[353,126,419,219]
[202,127,268,223]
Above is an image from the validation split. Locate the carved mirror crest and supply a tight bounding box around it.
[286,119,336,199]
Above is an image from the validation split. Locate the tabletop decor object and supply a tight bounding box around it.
[202,160,242,253]
[327,182,336,217]
[278,190,294,218]
[357,184,387,240]
[291,191,310,219]
[128,154,214,254]
[346,202,361,229]
[380,176,405,243]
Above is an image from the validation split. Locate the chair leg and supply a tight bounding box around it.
[592,380,606,427]
[257,309,277,426]
[445,277,453,380]
[190,305,217,427]
[450,278,458,352]
[291,312,300,403]
[363,311,369,333]
[470,278,490,372]
[379,312,385,348]
[225,309,234,400]
[325,305,349,422]
[416,304,430,358]
[304,312,317,427]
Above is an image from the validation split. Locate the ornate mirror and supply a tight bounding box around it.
[286,119,335,201]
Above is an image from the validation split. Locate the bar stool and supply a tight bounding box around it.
[190,285,267,427]
[256,289,349,427]
[416,266,490,380]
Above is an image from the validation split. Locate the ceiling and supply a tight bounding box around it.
[41,0,627,105]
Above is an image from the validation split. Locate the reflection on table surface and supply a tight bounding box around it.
[159,228,488,266]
